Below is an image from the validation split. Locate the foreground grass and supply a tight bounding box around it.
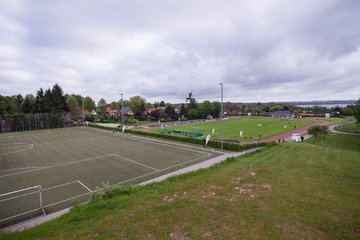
[152,117,312,141]
[1,135,359,239]
[336,122,360,134]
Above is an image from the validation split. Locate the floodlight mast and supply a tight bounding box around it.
[220,83,224,151]
[120,94,124,128]
[82,97,85,126]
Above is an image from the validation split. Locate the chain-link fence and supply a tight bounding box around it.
[0,113,79,133]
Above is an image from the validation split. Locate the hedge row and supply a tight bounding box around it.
[88,123,275,151]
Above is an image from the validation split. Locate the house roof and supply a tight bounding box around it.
[121,106,133,115]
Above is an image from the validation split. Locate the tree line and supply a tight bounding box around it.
[1,84,359,124]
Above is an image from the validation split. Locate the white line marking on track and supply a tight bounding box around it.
[111,154,159,171]
[77,180,92,192]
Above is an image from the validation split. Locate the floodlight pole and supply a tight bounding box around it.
[120,94,124,128]
[82,97,85,126]
[220,83,224,151]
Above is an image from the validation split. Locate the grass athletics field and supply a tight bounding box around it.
[151,117,313,141]
[0,127,221,228]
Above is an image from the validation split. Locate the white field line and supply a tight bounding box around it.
[77,180,92,193]
[0,144,34,156]
[44,192,90,209]
[0,190,38,203]
[0,167,44,173]
[33,135,107,146]
[111,154,159,171]
[42,180,79,191]
[86,126,213,155]
[44,130,54,134]
[0,154,113,178]
[0,145,27,150]
[0,151,213,222]
[112,152,212,186]
[0,208,42,222]
[0,131,53,140]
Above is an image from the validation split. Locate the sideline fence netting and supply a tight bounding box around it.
[0,185,45,228]
[0,112,79,133]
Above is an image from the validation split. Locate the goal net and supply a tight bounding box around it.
[0,185,45,227]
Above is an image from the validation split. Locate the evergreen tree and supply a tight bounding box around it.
[34,88,45,113]
[15,94,23,111]
[43,88,53,113]
[186,92,197,109]
[51,84,66,113]
[21,94,35,113]
[97,98,107,114]
[180,103,187,117]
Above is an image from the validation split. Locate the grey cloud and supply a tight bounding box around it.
[0,0,359,103]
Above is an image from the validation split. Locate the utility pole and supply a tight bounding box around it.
[220,83,224,151]
[120,94,124,128]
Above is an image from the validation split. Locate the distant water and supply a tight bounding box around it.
[295,104,351,108]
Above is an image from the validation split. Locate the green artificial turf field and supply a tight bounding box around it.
[0,127,221,228]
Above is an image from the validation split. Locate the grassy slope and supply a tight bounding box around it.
[2,134,359,239]
[152,117,312,141]
[336,122,360,134]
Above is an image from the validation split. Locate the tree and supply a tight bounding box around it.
[308,125,328,140]
[200,100,214,118]
[0,96,18,115]
[15,94,23,111]
[34,88,45,113]
[97,98,107,114]
[159,101,165,107]
[154,102,159,108]
[188,108,199,120]
[128,96,147,117]
[180,103,187,117]
[353,98,360,124]
[109,101,119,110]
[51,84,66,113]
[165,104,176,119]
[21,94,35,113]
[43,88,53,113]
[84,96,95,111]
[186,92,197,109]
[212,101,221,118]
[67,95,80,117]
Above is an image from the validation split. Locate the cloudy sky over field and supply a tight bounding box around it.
[0,0,359,103]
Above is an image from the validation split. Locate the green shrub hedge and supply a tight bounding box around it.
[88,123,275,151]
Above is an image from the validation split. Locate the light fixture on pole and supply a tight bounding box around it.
[220,83,224,151]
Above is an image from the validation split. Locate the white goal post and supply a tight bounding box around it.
[0,185,46,222]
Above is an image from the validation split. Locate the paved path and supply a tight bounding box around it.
[261,120,328,142]
[328,121,360,135]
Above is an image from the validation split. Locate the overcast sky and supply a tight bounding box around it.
[0,0,359,103]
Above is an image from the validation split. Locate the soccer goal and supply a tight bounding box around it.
[0,185,46,225]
